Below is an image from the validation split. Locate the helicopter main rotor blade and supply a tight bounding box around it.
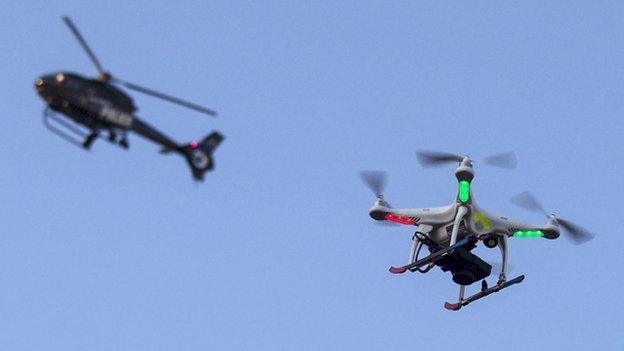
[482,152,517,169]
[557,218,595,245]
[114,78,217,117]
[416,150,464,167]
[62,16,105,74]
[510,191,547,215]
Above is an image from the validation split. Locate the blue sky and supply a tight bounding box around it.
[2,1,623,350]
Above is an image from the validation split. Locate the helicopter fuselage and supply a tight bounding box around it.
[34,16,223,181]
[35,71,181,150]
[36,72,135,129]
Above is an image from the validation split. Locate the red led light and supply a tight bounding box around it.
[384,213,414,225]
[190,141,199,149]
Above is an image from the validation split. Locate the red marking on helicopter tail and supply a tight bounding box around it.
[190,141,199,149]
[384,213,414,225]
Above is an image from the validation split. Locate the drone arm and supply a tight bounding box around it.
[368,203,456,226]
[485,214,560,240]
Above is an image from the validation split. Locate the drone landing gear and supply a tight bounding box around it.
[444,275,525,311]
[389,236,477,274]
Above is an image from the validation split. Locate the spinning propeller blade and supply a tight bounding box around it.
[510,191,595,244]
[416,150,517,169]
[359,170,397,226]
[358,170,386,197]
[62,16,106,74]
[482,152,517,169]
[416,150,463,167]
[557,219,594,245]
[113,78,218,116]
[509,191,546,214]
[62,16,217,117]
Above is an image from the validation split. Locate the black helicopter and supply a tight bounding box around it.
[35,16,223,181]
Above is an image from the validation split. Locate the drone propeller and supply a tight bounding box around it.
[359,170,400,226]
[62,16,217,117]
[416,150,517,169]
[416,150,463,166]
[358,170,387,198]
[510,191,595,244]
[481,152,518,169]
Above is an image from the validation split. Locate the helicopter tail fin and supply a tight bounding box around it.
[180,131,224,181]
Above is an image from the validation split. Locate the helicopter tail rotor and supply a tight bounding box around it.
[510,191,595,244]
[177,131,224,181]
[416,150,517,169]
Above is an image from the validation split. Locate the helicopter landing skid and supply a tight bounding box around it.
[389,236,477,274]
[42,108,128,150]
[43,107,94,149]
[444,275,525,311]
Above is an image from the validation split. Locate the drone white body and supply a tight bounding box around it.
[362,151,593,310]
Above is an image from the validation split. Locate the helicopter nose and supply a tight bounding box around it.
[35,77,45,92]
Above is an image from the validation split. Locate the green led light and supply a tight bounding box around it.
[458,180,470,203]
[513,230,544,238]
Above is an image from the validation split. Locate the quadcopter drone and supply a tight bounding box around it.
[361,150,594,311]
[34,16,223,181]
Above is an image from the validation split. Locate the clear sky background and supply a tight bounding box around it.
[2,1,623,350]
